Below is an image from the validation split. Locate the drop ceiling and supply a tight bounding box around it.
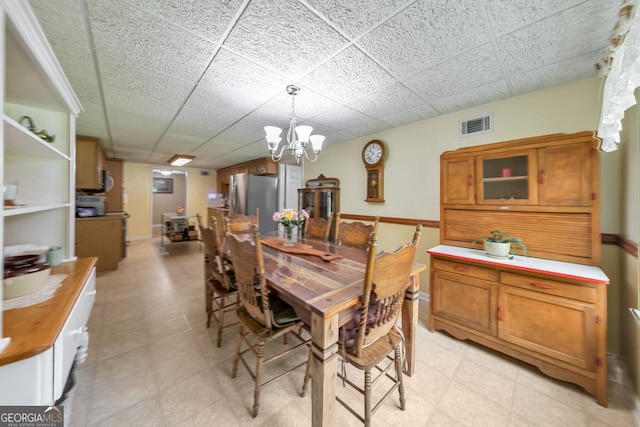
[28,0,622,169]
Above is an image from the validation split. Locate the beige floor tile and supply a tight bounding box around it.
[454,358,517,408]
[88,365,159,424]
[66,238,636,427]
[92,395,165,427]
[437,380,510,426]
[511,384,587,427]
[159,370,227,426]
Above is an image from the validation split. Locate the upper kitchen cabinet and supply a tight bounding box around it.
[440,131,601,265]
[76,136,106,191]
[1,0,82,342]
[441,156,475,205]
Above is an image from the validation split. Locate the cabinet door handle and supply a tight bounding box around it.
[538,170,544,184]
[531,282,553,290]
[453,266,469,272]
[498,306,504,321]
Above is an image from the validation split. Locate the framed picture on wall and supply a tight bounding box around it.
[153,177,173,194]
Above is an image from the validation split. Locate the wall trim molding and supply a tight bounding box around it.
[340,215,638,258]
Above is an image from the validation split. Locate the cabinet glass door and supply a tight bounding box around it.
[477,150,537,204]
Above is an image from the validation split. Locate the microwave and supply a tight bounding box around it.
[76,195,106,216]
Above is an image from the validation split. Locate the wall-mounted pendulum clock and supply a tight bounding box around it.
[362,139,386,202]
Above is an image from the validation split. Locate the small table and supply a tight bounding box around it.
[257,235,425,426]
[161,212,200,245]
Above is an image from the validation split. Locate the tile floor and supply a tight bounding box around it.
[62,237,638,426]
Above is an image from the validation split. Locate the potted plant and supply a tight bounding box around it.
[473,230,527,259]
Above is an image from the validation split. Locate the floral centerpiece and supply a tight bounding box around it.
[273,209,309,245]
[175,206,186,216]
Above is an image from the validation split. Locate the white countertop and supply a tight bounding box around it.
[427,244,609,284]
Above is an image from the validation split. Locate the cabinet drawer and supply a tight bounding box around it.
[500,272,596,303]
[432,258,498,282]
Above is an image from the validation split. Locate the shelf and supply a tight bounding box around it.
[3,203,70,217]
[482,176,528,182]
[4,115,70,160]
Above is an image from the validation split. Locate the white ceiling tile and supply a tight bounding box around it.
[87,0,215,81]
[300,45,397,104]
[403,44,505,101]
[76,102,109,136]
[185,50,288,114]
[358,0,491,79]
[223,0,348,78]
[382,103,439,128]
[509,50,604,94]
[305,0,414,39]
[345,82,425,119]
[123,0,245,43]
[103,86,180,122]
[484,0,596,37]
[169,107,236,139]
[497,0,620,74]
[30,0,622,168]
[431,80,511,115]
[98,53,194,104]
[342,118,390,136]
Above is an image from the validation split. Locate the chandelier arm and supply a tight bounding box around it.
[303,149,318,162]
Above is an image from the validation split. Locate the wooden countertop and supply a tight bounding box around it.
[0,257,97,366]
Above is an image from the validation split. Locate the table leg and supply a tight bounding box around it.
[402,272,420,377]
[310,312,339,427]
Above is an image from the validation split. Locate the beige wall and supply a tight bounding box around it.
[305,76,608,301]
[619,88,640,403]
[123,163,216,239]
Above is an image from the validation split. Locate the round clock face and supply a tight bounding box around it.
[363,141,384,166]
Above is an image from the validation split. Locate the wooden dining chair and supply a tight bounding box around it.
[302,213,333,241]
[197,216,238,347]
[302,224,422,426]
[336,214,379,249]
[210,208,227,238]
[227,224,310,418]
[225,208,259,235]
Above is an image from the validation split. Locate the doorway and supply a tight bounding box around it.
[152,169,187,236]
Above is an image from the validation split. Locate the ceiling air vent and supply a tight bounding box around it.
[459,113,493,137]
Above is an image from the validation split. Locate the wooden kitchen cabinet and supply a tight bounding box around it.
[441,156,475,205]
[440,131,601,265]
[428,245,609,406]
[76,136,106,190]
[247,157,277,175]
[76,213,125,271]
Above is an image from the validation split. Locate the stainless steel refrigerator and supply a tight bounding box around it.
[229,173,279,233]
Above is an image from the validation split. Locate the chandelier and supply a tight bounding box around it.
[264,85,324,163]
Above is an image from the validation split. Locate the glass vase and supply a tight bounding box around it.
[283,225,296,246]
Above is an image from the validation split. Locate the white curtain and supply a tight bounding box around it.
[598,4,640,152]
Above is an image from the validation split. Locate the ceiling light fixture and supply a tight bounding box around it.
[167,154,195,166]
[265,84,324,163]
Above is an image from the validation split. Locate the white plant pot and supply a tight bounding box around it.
[484,240,511,258]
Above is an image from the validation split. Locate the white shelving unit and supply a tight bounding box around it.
[0,1,82,352]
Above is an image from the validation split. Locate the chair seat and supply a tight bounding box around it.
[341,327,402,371]
[208,278,237,296]
[237,294,300,337]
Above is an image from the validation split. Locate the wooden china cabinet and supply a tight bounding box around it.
[430,131,610,407]
[298,175,340,241]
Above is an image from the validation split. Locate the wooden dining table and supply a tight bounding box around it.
[257,234,426,427]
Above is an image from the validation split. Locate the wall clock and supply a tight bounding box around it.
[362,140,385,202]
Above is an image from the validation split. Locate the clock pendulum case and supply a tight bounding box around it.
[361,139,386,202]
